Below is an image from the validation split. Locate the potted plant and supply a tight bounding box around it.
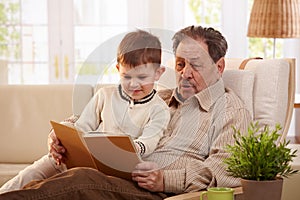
[224,122,298,200]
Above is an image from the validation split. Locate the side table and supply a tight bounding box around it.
[282,144,300,200]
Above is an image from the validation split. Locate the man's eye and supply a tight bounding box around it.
[176,62,185,71]
[191,63,201,69]
[177,62,184,67]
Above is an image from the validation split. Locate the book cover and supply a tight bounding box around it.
[50,121,142,180]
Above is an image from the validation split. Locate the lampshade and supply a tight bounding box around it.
[247,0,300,38]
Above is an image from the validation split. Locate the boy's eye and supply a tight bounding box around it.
[138,76,147,80]
[123,75,131,79]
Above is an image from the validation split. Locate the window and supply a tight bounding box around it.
[0,0,298,87]
[73,0,128,76]
[184,0,221,29]
[185,0,283,58]
[0,0,129,84]
[49,0,129,84]
[0,0,48,84]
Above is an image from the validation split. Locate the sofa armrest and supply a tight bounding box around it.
[164,187,243,200]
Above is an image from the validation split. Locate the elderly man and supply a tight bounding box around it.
[0,25,251,200]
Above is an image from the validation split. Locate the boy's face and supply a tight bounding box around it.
[116,63,165,100]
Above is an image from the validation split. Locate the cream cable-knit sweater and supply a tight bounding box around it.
[75,85,170,156]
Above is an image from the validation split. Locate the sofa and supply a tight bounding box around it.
[0,84,93,186]
[0,58,299,200]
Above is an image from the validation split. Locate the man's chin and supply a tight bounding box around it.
[179,88,195,100]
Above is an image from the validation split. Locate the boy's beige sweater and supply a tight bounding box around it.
[75,86,170,155]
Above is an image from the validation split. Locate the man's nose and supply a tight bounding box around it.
[181,64,193,79]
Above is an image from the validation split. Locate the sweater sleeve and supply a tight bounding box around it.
[75,89,104,132]
[135,101,170,155]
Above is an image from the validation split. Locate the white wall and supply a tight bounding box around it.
[221,0,248,58]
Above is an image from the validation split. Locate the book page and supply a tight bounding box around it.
[83,133,142,180]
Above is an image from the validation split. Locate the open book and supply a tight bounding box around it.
[50,120,142,180]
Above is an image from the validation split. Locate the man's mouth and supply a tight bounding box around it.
[181,79,193,88]
[181,81,193,88]
[182,84,192,88]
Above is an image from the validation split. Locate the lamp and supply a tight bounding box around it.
[247,0,300,57]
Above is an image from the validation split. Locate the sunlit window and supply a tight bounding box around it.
[0,0,128,85]
[73,0,128,85]
[74,0,128,73]
[185,0,283,59]
[184,0,221,29]
[0,0,291,85]
[0,0,48,84]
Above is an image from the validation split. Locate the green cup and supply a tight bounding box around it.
[200,187,234,200]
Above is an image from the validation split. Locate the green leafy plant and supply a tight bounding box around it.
[224,122,298,181]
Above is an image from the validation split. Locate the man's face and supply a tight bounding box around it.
[175,38,222,100]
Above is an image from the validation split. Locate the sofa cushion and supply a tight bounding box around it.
[0,164,30,186]
[244,59,290,129]
[0,85,74,163]
[72,84,94,116]
[223,70,255,118]
[225,59,290,130]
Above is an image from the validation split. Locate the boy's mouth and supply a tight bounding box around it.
[130,89,142,94]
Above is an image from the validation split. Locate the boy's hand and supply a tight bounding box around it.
[132,162,164,192]
[48,129,65,165]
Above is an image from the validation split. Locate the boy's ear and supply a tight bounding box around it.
[155,66,166,81]
[116,64,120,72]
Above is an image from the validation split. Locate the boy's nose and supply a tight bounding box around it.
[130,78,139,87]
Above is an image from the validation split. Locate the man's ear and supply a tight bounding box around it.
[216,57,225,74]
[154,66,166,81]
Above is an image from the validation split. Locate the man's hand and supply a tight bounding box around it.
[47,129,65,165]
[132,162,164,192]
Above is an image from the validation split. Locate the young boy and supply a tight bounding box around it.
[75,30,170,156]
[0,30,170,194]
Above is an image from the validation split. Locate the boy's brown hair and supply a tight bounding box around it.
[117,30,162,68]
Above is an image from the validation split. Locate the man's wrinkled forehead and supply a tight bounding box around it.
[175,38,213,64]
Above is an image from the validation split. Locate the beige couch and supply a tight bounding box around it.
[0,84,94,186]
[0,58,299,200]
